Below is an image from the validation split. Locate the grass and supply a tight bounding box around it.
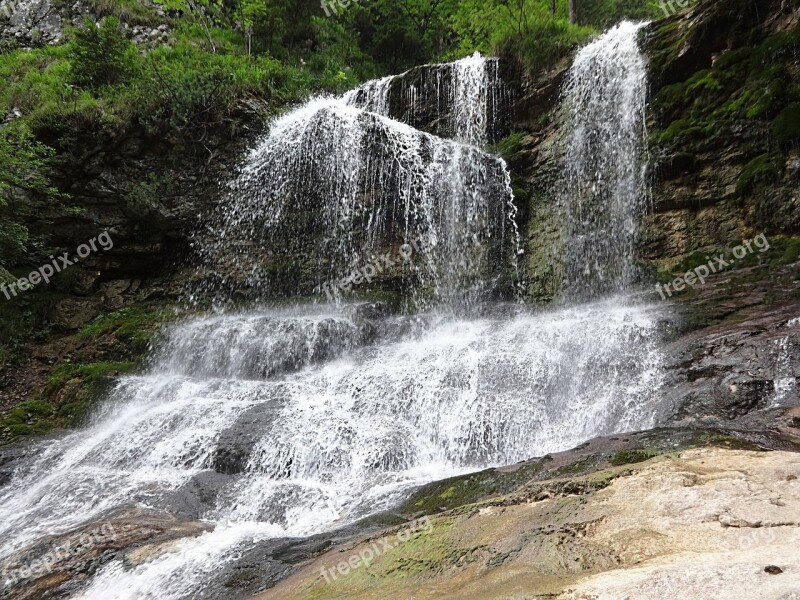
[79,304,170,341]
[0,17,359,146]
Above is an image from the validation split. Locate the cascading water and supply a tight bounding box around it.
[344,52,510,146]
[207,95,516,310]
[560,21,650,300]
[0,31,662,600]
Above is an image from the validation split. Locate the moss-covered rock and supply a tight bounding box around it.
[0,360,136,444]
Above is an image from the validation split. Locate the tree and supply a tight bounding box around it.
[69,17,140,88]
[497,0,528,33]
[0,124,59,270]
[569,0,577,23]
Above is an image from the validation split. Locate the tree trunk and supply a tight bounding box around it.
[569,0,577,23]
[551,0,556,17]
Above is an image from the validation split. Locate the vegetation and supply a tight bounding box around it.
[0,361,136,444]
[609,448,659,466]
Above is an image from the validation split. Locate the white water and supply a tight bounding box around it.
[208,93,519,310]
[0,301,664,598]
[0,29,661,599]
[561,21,650,299]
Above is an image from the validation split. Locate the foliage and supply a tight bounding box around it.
[69,17,141,89]
[0,123,59,269]
[494,15,594,72]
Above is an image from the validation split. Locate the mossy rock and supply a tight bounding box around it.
[80,304,169,341]
[609,448,659,466]
[0,361,136,444]
[772,103,800,144]
[736,154,780,195]
[0,400,56,441]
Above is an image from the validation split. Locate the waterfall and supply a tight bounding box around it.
[560,21,649,300]
[0,302,664,598]
[0,38,665,600]
[344,52,510,147]
[208,95,517,311]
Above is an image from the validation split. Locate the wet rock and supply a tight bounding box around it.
[253,448,800,600]
[160,471,232,520]
[211,403,281,475]
[0,509,213,600]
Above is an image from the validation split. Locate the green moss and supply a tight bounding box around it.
[79,304,170,354]
[772,103,800,144]
[0,400,56,440]
[0,360,136,444]
[652,20,799,158]
[674,249,719,273]
[44,361,135,396]
[400,460,547,516]
[609,448,659,466]
[552,454,600,476]
[45,361,136,427]
[490,131,526,163]
[736,154,780,195]
[780,238,800,264]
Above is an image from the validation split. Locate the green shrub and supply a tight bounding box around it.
[494,16,594,73]
[69,17,142,89]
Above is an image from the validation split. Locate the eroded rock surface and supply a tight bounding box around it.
[253,448,800,600]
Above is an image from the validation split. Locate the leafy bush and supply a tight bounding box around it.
[495,16,594,72]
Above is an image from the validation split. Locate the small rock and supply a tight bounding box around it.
[764,565,783,574]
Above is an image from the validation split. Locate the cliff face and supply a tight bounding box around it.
[498,0,800,302]
[643,0,800,266]
[491,0,800,457]
[0,100,265,429]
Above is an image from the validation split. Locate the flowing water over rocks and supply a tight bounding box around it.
[344,52,510,146]
[206,94,519,310]
[0,33,665,599]
[561,21,650,300]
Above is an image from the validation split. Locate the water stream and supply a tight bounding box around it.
[0,29,658,599]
